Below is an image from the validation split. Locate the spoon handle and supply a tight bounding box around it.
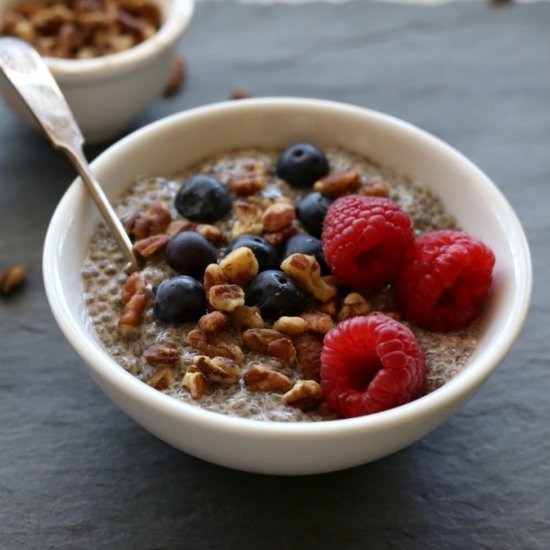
[0,37,140,272]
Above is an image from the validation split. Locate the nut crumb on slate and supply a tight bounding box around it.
[0,264,27,295]
[81,146,478,422]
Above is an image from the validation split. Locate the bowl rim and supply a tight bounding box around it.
[28,0,195,80]
[43,97,533,438]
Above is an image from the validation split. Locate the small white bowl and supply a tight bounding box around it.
[43,98,532,475]
[0,0,194,143]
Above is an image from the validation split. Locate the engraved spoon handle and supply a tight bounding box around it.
[0,37,140,272]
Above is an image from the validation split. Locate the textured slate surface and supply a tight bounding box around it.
[1,1,549,548]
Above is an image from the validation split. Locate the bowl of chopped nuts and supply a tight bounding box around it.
[43,98,532,474]
[0,0,194,142]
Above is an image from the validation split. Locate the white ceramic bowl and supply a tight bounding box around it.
[43,98,532,475]
[0,0,194,143]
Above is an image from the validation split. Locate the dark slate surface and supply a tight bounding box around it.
[1,1,549,548]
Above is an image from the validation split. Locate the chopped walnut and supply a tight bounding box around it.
[313,170,361,197]
[133,234,169,257]
[124,202,171,241]
[182,371,210,400]
[261,202,295,232]
[208,284,245,312]
[283,380,323,410]
[358,177,389,198]
[187,329,245,363]
[197,311,230,332]
[147,368,175,391]
[118,272,148,338]
[230,305,264,331]
[293,332,323,382]
[243,365,293,393]
[280,253,337,303]
[143,345,180,368]
[337,292,372,321]
[193,355,241,385]
[273,316,306,336]
[219,247,259,286]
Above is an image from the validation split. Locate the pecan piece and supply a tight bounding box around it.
[273,316,306,336]
[301,312,334,334]
[243,366,292,393]
[242,329,296,363]
[264,223,297,246]
[337,292,372,321]
[124,202,171,240]
[147,368,175,391]
[203,264,228,296]
[182,371,210,399]
[313,170,361,197]
[230,305,264,331]
[196,224,227,246]
[133,233,169,257]
[187,329,245,363]
[280,253,337,303]
[193,355,241,385]
[208,284,245,312]
[0,264,27,295]
[143,345,180,368]
[228,161,267,196]
[198,311,229,332]
[119,272,148,338]
[261,202,295,232]
[220,247,259,286]
[316,299,338,317]
[232,201,263,238]
[358,177,389,198]
[293,332,323,382]
[283,380,323,410]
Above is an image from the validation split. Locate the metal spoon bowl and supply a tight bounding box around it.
[0,37,140,272]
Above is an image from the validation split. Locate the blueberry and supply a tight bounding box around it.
[155,276,206,324]
[225,235,279,272]
[276,143,330,188]
[295,192,332,238]
[282,234,330,274]
[175,175,232,223]
[245,270,306,320]
[165,232,217,278]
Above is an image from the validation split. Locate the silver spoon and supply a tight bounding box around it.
[0,37,140,272]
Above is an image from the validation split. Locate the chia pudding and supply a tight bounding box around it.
[81,146,481,422]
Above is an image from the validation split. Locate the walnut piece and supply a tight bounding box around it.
[118,272,148,338]
[243,366,293,393]
[232,201,263,238]
[337,292,372,321]
[143,345,180,368]
[124,202,171,241]
[193,355,241,385]
[230,305,264,331]
[147,368,175,391]
[208,284,245,312]
[261,202,295,232]
[242,329,296,363]
[0,264,27,294]
[182,371,210,399]
[197,311,229,332]
[313,170,361,197]
[133,234,169,257]
[187,329,245,363]
[283,380,323,410]
[219,247,259,286]
[280,253,337,303]
[293,332,324,382]
[273,316,306,336]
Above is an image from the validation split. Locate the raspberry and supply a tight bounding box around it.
[320,315,426,418]
[396,230,495,332]
[322,195,414,290]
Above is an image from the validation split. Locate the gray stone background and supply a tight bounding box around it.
[1,1,549,548]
